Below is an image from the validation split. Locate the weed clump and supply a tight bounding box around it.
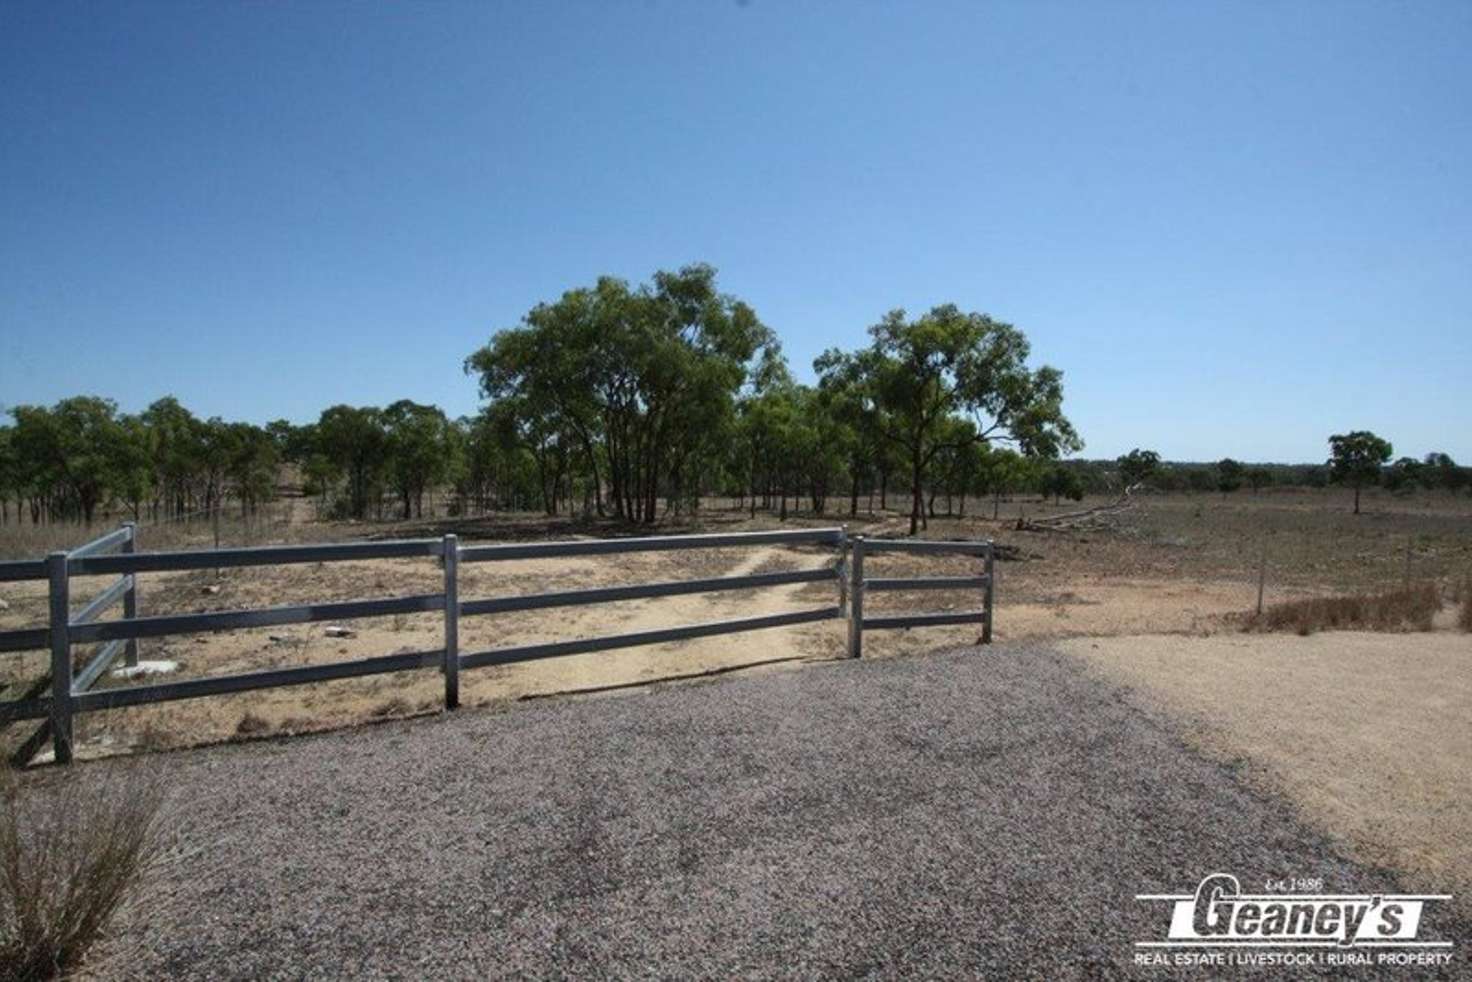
[1243,583,1442,635]
[1,769,169,981]
[233,713,270,737]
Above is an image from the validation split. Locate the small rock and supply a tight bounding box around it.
[268,634,288,644]
[202,584,221,595]
[0,598,9,612]
[324,625,356,638]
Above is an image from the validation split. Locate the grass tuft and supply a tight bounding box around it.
[1,769,168,981]
[233,713,270,737]
[1457,574,1472,633]
[1243,583,1442,635]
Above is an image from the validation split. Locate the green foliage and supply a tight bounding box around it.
[816,304,1079,533]
[1216,458,1244,493]
[315,405,388,520]
[466,264,775,522]
[1328,430,1393,514]
[1040,465,1085,504]
[1116,448,1160,488]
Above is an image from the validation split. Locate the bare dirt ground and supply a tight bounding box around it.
[3,488,1470,759]
[4,489,1472,965]
[1060,631,1472,917]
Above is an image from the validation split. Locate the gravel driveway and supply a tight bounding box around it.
[99,644,1464,979]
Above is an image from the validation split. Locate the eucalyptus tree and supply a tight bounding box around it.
[1327,430,1392,514]
[467,264,774,524]
[316,405,388,520]
[383,400,453,519]
[0,425,16,523]
[141,397,203,519]
[818,305,1079,534]
[1116,448,1161,489]
[1216,458,1244,493]
[813,347,881,517]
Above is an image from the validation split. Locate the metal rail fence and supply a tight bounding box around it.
[0,524,993,765]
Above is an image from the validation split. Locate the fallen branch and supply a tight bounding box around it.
[1015,484,1140,534]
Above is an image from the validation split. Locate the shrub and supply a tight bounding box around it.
[1458,574,1472,633]
[1,769,168,980]
[1243,583,1442,636]
[234,713,270,737]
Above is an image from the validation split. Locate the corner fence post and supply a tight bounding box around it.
[443,534,459,710]
[47,551,74,764]
[847,535,865,659]
[981,541,995,645]
[122,521,139,667]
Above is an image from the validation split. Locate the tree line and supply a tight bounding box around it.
[4,265,1465,531]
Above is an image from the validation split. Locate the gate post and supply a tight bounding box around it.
[122,521,139,666]
[442,534,460,710]
[47,551,74,764]
[981,541,994,645]
[847,535,865,659]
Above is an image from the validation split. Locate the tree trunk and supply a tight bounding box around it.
[909,456,923,536]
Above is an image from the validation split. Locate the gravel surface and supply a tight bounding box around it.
[93,645,1464,979]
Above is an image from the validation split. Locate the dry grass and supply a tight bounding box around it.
[1242,583,1442,635]
[233,713,270,737]
[0,769,169,981]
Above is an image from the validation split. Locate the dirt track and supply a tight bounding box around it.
[65,644,1463,979]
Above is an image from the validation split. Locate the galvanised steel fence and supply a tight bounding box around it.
[0,524,993,765]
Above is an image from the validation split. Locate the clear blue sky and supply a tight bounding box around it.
[2,1,1468,463]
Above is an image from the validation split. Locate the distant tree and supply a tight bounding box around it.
[818,305,1079,534]
[225,423,279,516]
[1116,448,1160,488]
[1423,452,1466,493]
[0,425,16,523]
[467,264,773,524]
[383,400,452,519]
[317,406,388,520]
[1247,467,1272,494]
[1040,465,1085,505]
[1185,468,1217,493]
[1327,430,1392,514]
[1216,458,1244,493]
[1385,457,1423,494]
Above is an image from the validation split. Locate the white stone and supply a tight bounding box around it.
[111,660,180,679]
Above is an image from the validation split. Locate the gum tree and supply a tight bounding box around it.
[818,305,1080,535]
[1328,430,1392,514]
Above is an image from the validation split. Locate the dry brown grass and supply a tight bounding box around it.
[1456,574,1472,633]
[0,769,168,981]
[1242,583,1442,635]
[233,713,270,737]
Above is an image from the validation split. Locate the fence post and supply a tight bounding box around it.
[836,525,849,617]
[443,534,459,710]
[983,544,995,644]
[47,551,74,764]
[122,521,139,667]
[847,535,865,659]
[1256,538,1268,615]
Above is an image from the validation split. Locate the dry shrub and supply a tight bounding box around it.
[233,713,270,737]
[1457,574,1472,633]
[369,697,410,718]
[1,769,168,981]
[1244,583,1442,636]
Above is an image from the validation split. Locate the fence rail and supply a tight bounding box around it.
[0,524,993,765]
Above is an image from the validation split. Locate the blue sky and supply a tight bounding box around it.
[2,1,1468,463]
